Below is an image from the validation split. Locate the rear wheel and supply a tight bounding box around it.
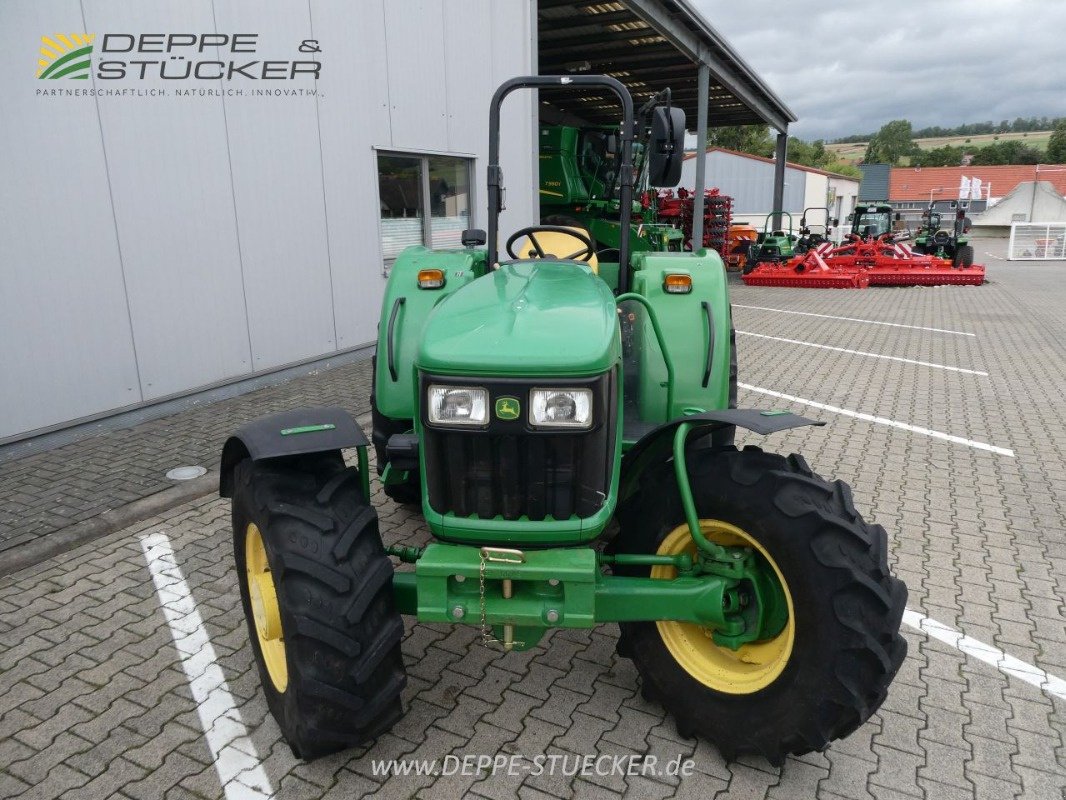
[232,454,407,760]
[614,446,907,764]
[953,244,974,267]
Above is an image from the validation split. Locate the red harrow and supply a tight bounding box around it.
[742,233,985,289]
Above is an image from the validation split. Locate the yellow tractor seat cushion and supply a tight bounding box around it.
[511,227,598,274]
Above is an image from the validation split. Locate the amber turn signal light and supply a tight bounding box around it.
[417,268,446,289]
[662,273,692,294]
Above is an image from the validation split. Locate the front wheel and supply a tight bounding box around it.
[232,454,407,760]
[613,446,907,764]
[953,244,974,267]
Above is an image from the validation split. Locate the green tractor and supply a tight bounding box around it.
[219,75,907,765]
[742,212,798,273]
[910,203,975,266]
[848,202,897,241]
[539,97,686,257]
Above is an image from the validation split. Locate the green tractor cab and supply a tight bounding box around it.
[219,74,907,765]
[744,212,797,272]
[848,202,897,241]
[911,203,975,266]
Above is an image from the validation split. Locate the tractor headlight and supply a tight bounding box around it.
[529,388,593,429]
[428,385,488,426]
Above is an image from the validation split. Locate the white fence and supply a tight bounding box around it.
[1008,223,1066,260]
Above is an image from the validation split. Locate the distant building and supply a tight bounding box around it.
[888,165,1066,210]
[680,148,860,227]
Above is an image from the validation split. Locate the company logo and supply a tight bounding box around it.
[37,34,95,79]
[495,397,521,421]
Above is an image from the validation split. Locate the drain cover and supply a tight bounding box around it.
[166,465,208,481]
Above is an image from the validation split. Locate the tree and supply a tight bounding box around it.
[911,145,967,167]
[825,161,862,179]
[863,120,914,165]
[706,125,775,158]
[1047,121,1066,163]
[786,137,832,170]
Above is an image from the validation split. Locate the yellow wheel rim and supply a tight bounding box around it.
[652,520,794,694]
[245,523,288,693]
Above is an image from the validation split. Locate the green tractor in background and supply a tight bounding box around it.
[742,212,798,274]
[847,202,896,240]
[219,75,907,765]
[910,203,975,266]
[539,95,686,257]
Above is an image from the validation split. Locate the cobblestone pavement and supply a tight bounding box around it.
[0,359,373,554]
[2,239,1065,798]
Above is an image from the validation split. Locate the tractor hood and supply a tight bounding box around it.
[417,260,618,377]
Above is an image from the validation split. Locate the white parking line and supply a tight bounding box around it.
[733,304,976,336]
[141,532,274,800]
[737,383,1014,457]
[736,331,988,375]
[904,609,1066,702]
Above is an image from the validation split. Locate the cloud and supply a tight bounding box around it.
[691,0,1066,139]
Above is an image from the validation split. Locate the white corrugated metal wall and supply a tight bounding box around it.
[0,0,537,442]
[679,151,807,215]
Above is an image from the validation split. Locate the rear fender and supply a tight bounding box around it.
[627,250,732,422]
[219,406,368,498]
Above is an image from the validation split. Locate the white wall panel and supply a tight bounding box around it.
[383,1,449,152]
[83,0,252,401]
[213,0,336,371]
[312,0,391,350]
[0,0,141,439]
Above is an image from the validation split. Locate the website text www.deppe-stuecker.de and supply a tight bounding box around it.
[371,753,697,778]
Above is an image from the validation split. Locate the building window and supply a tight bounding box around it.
[377,152,472,268]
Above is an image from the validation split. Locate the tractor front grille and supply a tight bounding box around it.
[420,373,615,523]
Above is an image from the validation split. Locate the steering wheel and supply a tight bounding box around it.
[505,226,594,262]
[933,230,951,246]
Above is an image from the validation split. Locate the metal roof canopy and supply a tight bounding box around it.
[537,0,796,237]
[537,0,796,133]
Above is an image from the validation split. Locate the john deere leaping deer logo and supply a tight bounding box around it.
[495,397,520,421]
[37,34,95,80]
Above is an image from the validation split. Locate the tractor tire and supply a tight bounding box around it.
[370,356,421,505]
[953,244,974,268]
[231,454,407,760]
[613,446,907,765]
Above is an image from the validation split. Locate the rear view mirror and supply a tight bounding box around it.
[894,212,901,221]
[800,217,807,227]
[461,228,487,247]
[605,134,618,155]
[833,217,840,226]
[647,105,685,187]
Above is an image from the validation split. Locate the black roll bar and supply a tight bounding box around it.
[486,75,636,293]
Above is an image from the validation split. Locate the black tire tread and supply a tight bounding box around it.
[232,456,407,760]
[613,446,907,765]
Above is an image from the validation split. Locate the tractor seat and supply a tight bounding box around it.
[511,227,599,274]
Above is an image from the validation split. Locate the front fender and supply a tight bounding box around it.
[619,409,824,503]
[219,406,368,498]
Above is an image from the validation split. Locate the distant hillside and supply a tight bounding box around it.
[826,130,1053,165]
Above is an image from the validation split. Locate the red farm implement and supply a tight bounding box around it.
[654,187,733,253]
[743,234,985,289]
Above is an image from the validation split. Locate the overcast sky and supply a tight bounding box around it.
[692,0,1066,140]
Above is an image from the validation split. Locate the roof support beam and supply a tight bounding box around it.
[692,63,710,250]
[620,0,792,132]
[772,131,788,228]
